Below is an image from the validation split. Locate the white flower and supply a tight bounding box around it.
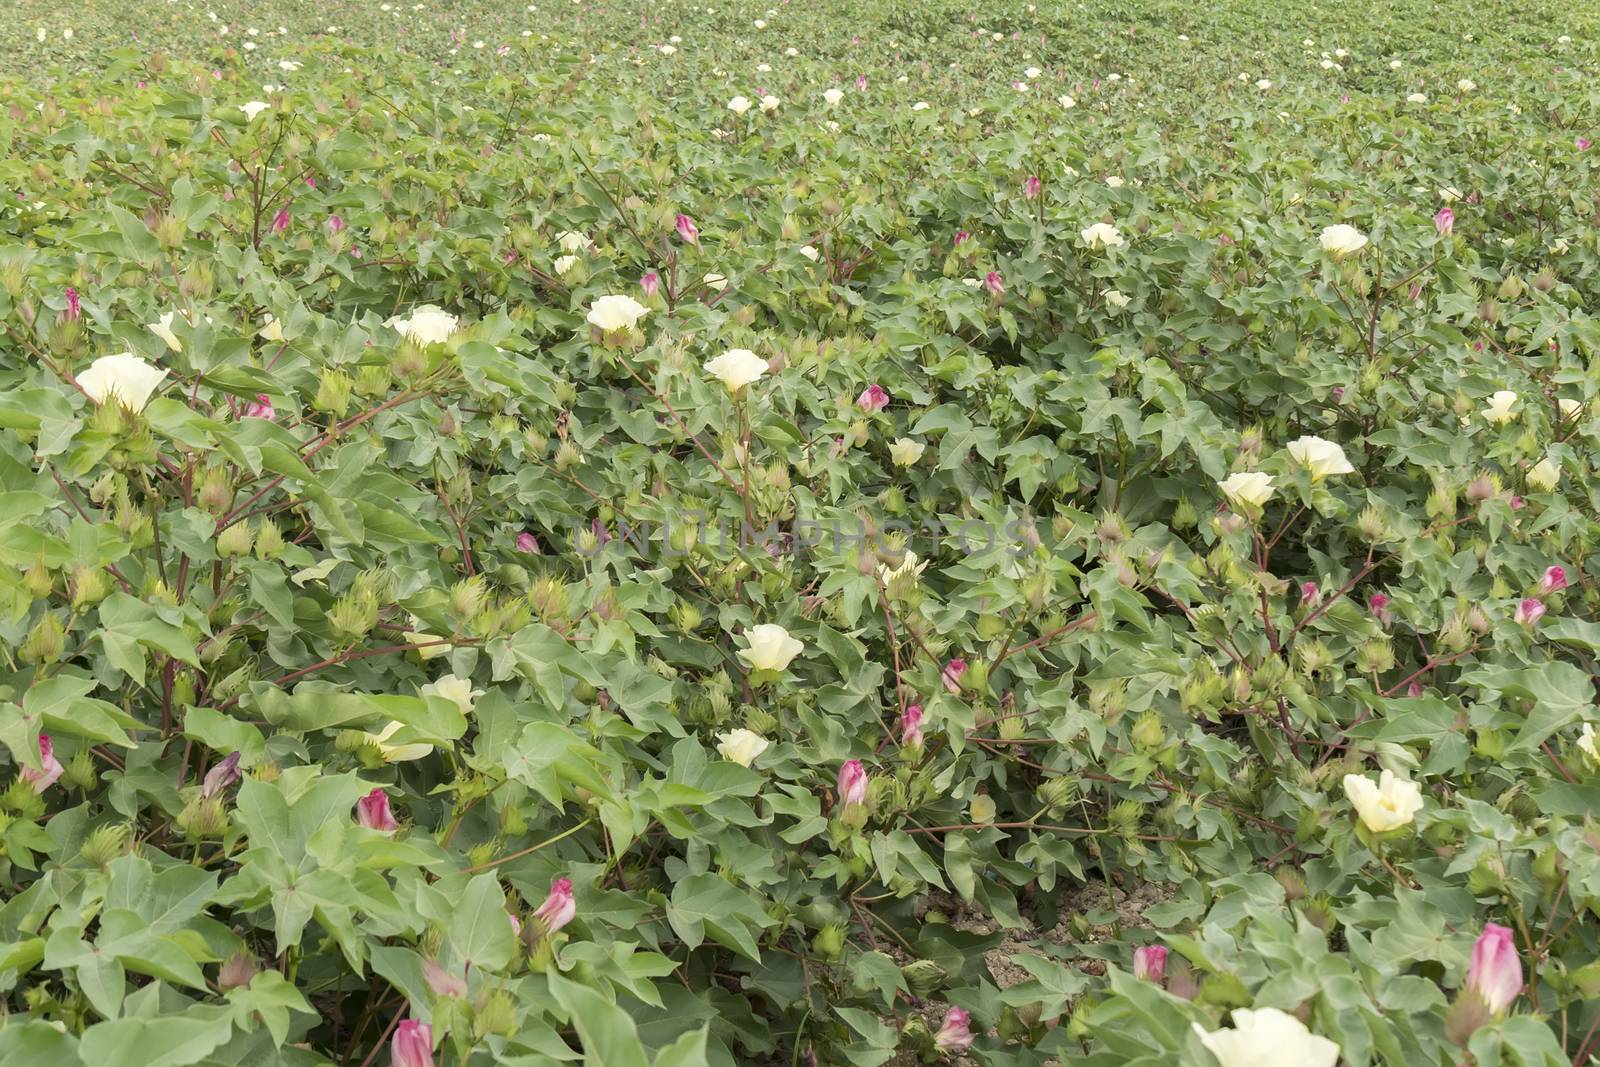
[77,353,167,412]
[1286,435,1355,480]
[1058,94,1076,108]
[1103,289,1130,310]
[1080,222,1125,250]
[911,101,930,111]
[1391,59,1404,69]
[659,44,676,54]
[1406,92,1428,103]
[1578,723,1598,760]
[553,253,579,276]
[823,87,844,107]
[1256,79,1273,90]
[877,550,928,588]
[1342,769,1424,832]
[798,245,819,261]
[241,100,271,121]
[1335,48,1349,58]
[1482,390,1518,425]
[421,674,485,715]
[586,294,649,333]
[1558,34,1572,44]
[35,27,45,42]
[703,272,730,291]
[1319,223,1368,256]
[1104,175,1124,188]
[1024,66,1041,79]
[63,28,74,39]
[704,348,768,392]
[1218,471,1275,508]
[727,95,752,115]
[760,95,780,112]
[1438,186,1463,202]
[1558,398,1586,420]
[148,310,185,353]
[365,721,433,762]
[1194,1007,1340,1067]
[753,17,766,28]
[716,728,770,766]
[386,304,459,344]
[278,60,301,72]
[556,230,591,253]
[785,47,798,57]
[258,314,285,341]
[889,438,926,466]
[1457,78,1476,92]
[736,623,805,672]
[1320,59,1336,70]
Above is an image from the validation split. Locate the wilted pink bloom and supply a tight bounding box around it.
[422,959,467,999]
[1509,496,1525,510]
[202,751,241,798]
[515,531,541,554]
[942,658,968,694]
[305,176,317,188]
[675,213,699,245]
[591,518,611,548]
[243,394,276,420]
[508,914,522,938]
[1331,385,1346,401]
[271,208,291,234]
[1539,565,1567,595]
[900,704,924,751]
[532,876,576,935]
[1133,945,1168,983]
[1466,923,1522,1013]
[502,250,518,265]
[327,214,346,234]
[21,735,64,793]
[65,286,80,321]
[984,271,1004,296]
[391,1019,434,1067]
[934,1007,974,1052]
[1514,598,1546,626]
[640,271,661,297]
[837,759,868,807]
[1218,233,1234,246]
[1368,593,1389,614]
[357,788,399,832]
[954,230,971,246]
[1408,281,1423,301]
[1300,581,1321,606]
[497,44,510,55]
[1407,681,1423,697]
[1023,175,1041,199]
[1435,207,1454,235]
[855,74,867,90]
[857,384,890,412]
[1579,138,1593,151]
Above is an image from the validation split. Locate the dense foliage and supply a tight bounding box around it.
[2,1,1600,1064]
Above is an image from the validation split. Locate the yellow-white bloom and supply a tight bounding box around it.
[703,272,730,291]
[365,721,434,762]
[1024,66,1042,79]
[421,674,484,715]
[1557,398,1586,420]
[1579,723,1598,761]
[704,348,768,392]
[258,314,285,341]
[1194,1008,1340,1067]
[585,294,650,332]
[911,101,931,111]
[1058,94,1076,108]
[553,253,580,276]
[1081,222,1125,250]
[877,550,928,587]
[1286,435,1355,480]
[798,245,819,261]
[1406,92,1428,103]
[1482,390,1518,425]
[727,95,752,115]
[1342,769,1424,832]
[1439,186,1463,203]
[1457,78,1476,92]
[970,794,997,824]
[889,438,926,466]
[404,630,450,661]
[716,728,770,766]
[1319,224,1368,256]
[77,353,167,413]
[823,88,844,107]
[737,624,805,672]
[241,101,271,121]
[1256,79,1273,90]
[1104,289,1130,310]
[1527,455,1560,491]
[1218,471,1275,508]
[556,230,592,253]
[759,95,780,112]
[149,310,185,353]
[386,305,459,345]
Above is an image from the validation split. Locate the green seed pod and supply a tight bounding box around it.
[216,522,254,558]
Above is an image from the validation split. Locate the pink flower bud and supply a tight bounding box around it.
[243,394,276,420]
[640,271,661,297]
[391,1019,434,1067]
[984,271,1004,296]
[855,74,867,90]
[1435,206,1454,235]
[954,230,971,246]
[202,751,241,798]
[271,208,291,235]
[1023,175,1041,199]
[1132,944,1167,983]
[1466,923,1522,1014]
[327,214,346,235]
[675,213,700,245]
[856,384,890,412]
[532,876,576,935]
[934,1007,974,1052]
[1579,138,1593,152]
[65,286,80,321]
[515,531,541,554]
[356,788,399,832]
[1538,565,1567,596]
[422,959,467,999]
[21,734,64,793]
[1300,581,1321,606]
[1407,681,1423,697]
[899,704,924,751]
[837,759,868,807]
[1514,597,1546,627]
[1367,592,1389,614]
[942,658,968,694]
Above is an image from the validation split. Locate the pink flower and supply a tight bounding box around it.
[1132,944,1167,983]
[532,876,576,935]
[1023,175,1041,199]
[1509,495,1525,510]
[202,751,241,798]
[857,384,890,412]
[640,271,661,297]
[1368,593,1389,614]
[422,959,467,999]
[1539,565,1567,596]
[934,1007,974,1052]
[1466,923,1522,1014]
[1408,281,1423,301]
[1514,597,1546,627]
[1300,581,1321,606]
[855,74,867,90]
[327,214,346,235]
[243,394,276,420]
[954,230,971,246]
[1579,138,1592,151]
[515,531,541,554]
[391,1019,434,1067]
[942,658,968,694]
[271,208,291,235]
[65,286,80,321]
[356,788,399,832]
[1407,681,1423,697]
[984,271,1004,296]
[675,214,699,245]
[837,759,868,807]
[1435,206,1454,235]
[21,734,64,794]
[900,704,924,751]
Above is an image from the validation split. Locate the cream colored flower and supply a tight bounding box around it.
[1457,78,1476,92]
[386,305,459,345]
[1482,390,1518,425]
[1342,769,1424,832]
[727,95,752,115]
[241,101,270,121]
[1256,79,1273,90]
[1406,92,1428,104]
[823,88,844,107]
[736,623,805,672]
[365,721,434,762]
[1104,289,1130,310]
[585,294,649,332]
[1194,1007,1340,1067]
[703,272,730,291]
[404,630,450,661]
[553,253,580,276]
[1081,222,1125,250]
[760,95,780,112]
[258,314,285,341]
[1058,94,1076,108]
[889,438,926,466]
[1527,455,1560,491]
[1319,224,1368,256]
[1439,186,1463,203]
[555,230,592,253]
[1286,436,1355,480]
[716,728,770,766]
[1024,66,1042,79]
[1218,471,1275,508]
[149,310,184,353]
[704,348,768,392]
[420,674,484,715]
[877,550,928,587]
[969,794,997,824]
[1557,398,1586,420]
[1578,723,1598,761]
[77,353,167,413]
[911,101,930,111]
[798,245,819,261]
